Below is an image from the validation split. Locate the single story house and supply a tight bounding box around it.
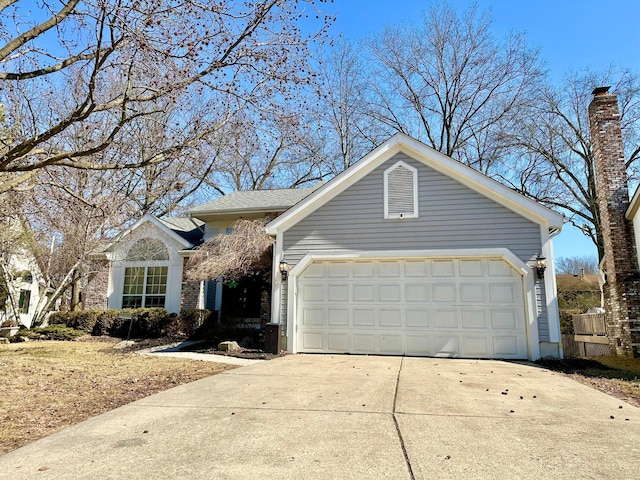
[95,133,565,360]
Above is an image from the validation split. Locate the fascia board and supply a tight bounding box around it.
[190,206,288,218]
[266,134,564,235]
[626,184,640,220]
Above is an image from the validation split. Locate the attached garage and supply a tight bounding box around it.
[266,134,565,360]
[295,257,529,358]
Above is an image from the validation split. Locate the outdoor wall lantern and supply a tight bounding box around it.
[279,260,289,281]
[535,254,547,279]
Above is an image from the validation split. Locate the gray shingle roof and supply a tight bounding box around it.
[158,217,205,244]
[188,185,322,214]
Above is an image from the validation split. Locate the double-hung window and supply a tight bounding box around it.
[122,266,168,308]
[122,239,169,309]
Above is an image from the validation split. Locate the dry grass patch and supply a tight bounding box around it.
[0,338,235,455]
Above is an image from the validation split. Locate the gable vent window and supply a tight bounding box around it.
[384,161,418,219]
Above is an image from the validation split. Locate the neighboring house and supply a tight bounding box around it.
[94,133,566,360]
[0,248,45,328]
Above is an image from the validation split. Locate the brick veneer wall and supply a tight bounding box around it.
[83,260,109,310]
[588,88,640,356]
[180,258,200,310]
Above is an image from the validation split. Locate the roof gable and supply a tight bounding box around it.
[104,214,195,253]
[266,134,565,235]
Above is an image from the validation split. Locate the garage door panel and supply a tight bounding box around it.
[433,308,458,328]
[354,308,375,326]
[493,336,521,357]
[379,261,401,277]
[405,283,429,302]
[460,283,486,302]
[461,335,490,356]
[327,333,349,351]
[327,262,349,277]
[405,334,433,355]
[406,308,430,328]
[379,284,402,302]
[353,334,375,352]
[354,261,374,277]
[301,332,324,350]
[302,308,324,326]
[461,308,487,329]
[303,263,325,278]
[432,259,456,277]
[459,259,484,276]
[379,334,403,354]
[327,308,349,326]
[490,283,516,303]
[404,260,427,277]
[432,283,457,302]
[297,258,528,359]
[353,284,375,302]
[328,284,349,302]
[488,259,512,276]
[491,309,520,329]
[303,284,324,301]
[379,308,402,327]
[434,335,459,356]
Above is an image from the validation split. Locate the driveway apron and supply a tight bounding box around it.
[0,355,638,479]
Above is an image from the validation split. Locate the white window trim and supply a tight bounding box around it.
[122,263,169,309]
[383,160,419,219]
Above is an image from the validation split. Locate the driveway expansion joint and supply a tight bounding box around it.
[393,357,416,480]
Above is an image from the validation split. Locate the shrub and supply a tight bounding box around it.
[48,311,72,326]
[107,308,175,339]
[44,308,177,339]
[47,310,102,333]
[92,310,120,336]
[178,309,212,337]
[13,324,85,341]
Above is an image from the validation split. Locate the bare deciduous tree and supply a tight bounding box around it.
[307,39,384,175]
[0,0,333,193]
[363,1,543,172]
[200,107,326,195]
[555,256,599,275]
[499,68,640,259]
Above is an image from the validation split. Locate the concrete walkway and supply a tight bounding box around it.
[0,355,638,479]
[136,341,261,366]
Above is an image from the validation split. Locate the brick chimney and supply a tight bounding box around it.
[588,86,640,357]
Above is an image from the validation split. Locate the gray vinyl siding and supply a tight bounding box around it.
[536,283,549,341]
[283,153,550,341]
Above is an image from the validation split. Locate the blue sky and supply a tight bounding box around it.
[327,0,640,261]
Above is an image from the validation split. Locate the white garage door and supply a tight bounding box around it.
[296,257,528,358]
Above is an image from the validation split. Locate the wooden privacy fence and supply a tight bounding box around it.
[573,313,607,336]
[566,313,610,357]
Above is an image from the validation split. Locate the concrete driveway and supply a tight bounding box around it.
[0,355,638,479]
